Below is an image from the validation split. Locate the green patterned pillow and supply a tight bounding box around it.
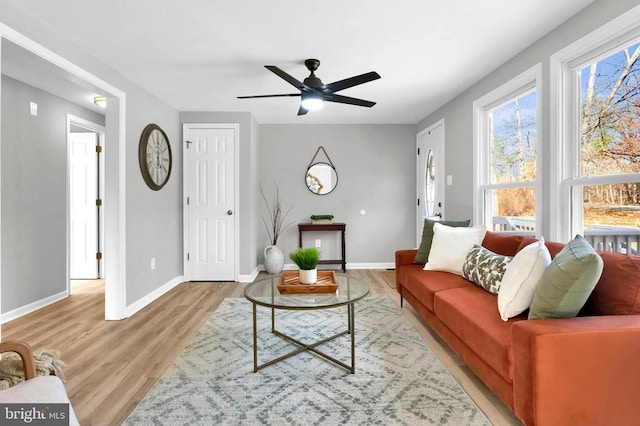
[462,244,512,295]
[413,218,471,264]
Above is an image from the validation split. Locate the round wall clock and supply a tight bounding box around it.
[138,123,172,190]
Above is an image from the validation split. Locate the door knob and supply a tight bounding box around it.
[227,210,233,215]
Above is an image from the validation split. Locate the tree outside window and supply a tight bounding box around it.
[577,41,640,253]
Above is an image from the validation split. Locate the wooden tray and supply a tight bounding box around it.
[277,271,338,294]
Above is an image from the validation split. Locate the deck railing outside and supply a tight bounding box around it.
[492,216,640,255]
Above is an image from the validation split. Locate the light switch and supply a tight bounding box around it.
[30,102,38,116]
[446,175,453,186]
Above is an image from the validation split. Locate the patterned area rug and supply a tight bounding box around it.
[125,295,489,425]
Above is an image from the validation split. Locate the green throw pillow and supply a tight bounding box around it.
[413,218,471,264]
[528,235,604,320]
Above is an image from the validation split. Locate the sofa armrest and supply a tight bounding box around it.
[395,249,418,291]
[512,315,640,426]
[395,249,417,267]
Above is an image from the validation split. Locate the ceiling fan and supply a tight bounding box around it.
[237,59,381,115]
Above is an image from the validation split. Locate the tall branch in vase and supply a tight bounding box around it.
[261,182,294,245]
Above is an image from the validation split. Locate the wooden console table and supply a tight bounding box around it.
[298,223,346,272]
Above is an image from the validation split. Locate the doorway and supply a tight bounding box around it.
[417,120,445,245]
[0,27,127,321]
[68,115,105,282]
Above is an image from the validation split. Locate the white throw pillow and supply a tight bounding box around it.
[497,239,551,321]
[424,223,487,275]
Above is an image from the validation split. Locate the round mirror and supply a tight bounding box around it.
[306,162,338,195]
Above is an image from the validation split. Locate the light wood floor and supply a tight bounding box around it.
[2,270,521,425]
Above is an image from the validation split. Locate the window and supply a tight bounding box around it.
[552,12,640,254]
[577,43,640,253]
[473,65,541,235]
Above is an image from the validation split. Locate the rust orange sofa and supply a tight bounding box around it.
[395,231,640,426]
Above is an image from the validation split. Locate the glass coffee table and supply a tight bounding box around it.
[244,274,369,374]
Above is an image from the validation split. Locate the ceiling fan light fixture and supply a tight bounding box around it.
[300,93,324,111]
[237,59,380,115]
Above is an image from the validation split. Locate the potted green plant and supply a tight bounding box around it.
[289,247,320,284]
[311,214,334,224]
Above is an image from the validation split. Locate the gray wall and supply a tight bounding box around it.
[180,111,260,277]
[0,76,105,312]
[417,0,640,240]
[259,124,416,266]
[126,92,182,305]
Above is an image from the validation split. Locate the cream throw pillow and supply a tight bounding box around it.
[424,223,487,275]
[497,239,551,321]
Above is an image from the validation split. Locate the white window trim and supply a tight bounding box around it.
[473,63,542,235]
[550,4,640,243]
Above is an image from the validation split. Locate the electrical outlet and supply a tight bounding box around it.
[315,239,321,248]
[151,258,156,270]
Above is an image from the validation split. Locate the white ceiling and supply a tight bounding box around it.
[6,0,595,124]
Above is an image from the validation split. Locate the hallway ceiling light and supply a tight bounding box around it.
[93,95,106,107]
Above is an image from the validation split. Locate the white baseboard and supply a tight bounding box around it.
[1,290,69,324]
[238,267,259,283]
[125,275,184,318]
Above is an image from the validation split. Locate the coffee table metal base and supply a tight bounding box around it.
[251,303,356,374]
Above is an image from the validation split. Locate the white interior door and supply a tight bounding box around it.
[417,121,445,245]
[184,124,237,281]
[70,132,99,279]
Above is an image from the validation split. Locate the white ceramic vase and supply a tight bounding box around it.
[299,268,317,284]
[264,245,284,274]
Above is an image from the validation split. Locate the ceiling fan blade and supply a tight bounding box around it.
[237,93,300,99]
[265,65,307,90]
[324,71,381,93]
[297,105,309,116]
[325,94,376,108]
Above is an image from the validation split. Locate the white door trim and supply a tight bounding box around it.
[0,23,128,320]
[182,123,240,282]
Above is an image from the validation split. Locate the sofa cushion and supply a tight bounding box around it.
[582,251,640,315]
[434,286,527,382]
[400,265,471,312]
[529,235,604,319]
[482,231,525,256]
[413,218,470,264]
[498,239,551,321]
[462,244,511,295]
[424,223,487,275]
